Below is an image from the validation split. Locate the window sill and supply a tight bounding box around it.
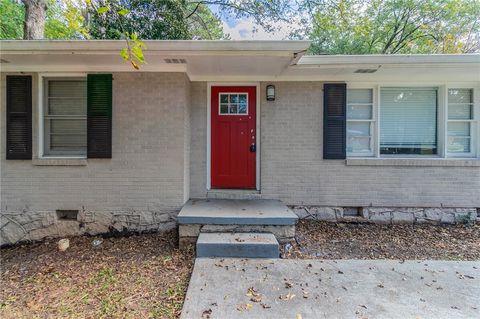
[32,158,88,166]
[346,158,480,167]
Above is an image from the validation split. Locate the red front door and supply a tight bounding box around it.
[211,86,256,189]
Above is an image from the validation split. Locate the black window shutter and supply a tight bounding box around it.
[323,83,346,159]
[87,74,112,158]
[6,75,32,160]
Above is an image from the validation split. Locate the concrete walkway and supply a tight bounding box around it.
[181,259,479,319]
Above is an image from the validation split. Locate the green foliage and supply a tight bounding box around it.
[0,0,88,40]
[309,0,480,54]
[88,0,191,40]
[44,0,88,39]
[187,2,228,40]
[0,0,25,39]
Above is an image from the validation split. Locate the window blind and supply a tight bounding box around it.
[447,88,474,155]
[44,79,87,156]
[346,88,374,156]
[380,88,437,154]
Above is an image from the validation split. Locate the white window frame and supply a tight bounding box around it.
[38,73,88,159]
[378,86,440,157]
[346,87,376,157]
[345,83,378,158]
[218,92,249,115]
[446,87,477,158]
[346,82,479,160]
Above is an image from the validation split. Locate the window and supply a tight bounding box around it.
[447,89,475,156]
[43,78,87,156]
[347,89,374,156]
[219,93,248,114]
[380,88,438,155]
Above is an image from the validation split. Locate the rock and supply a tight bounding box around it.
[292,207,311,219]
[154,212,171,223]
[58,238,70,252]
[414,210,426,219]
[334,208,344,219]
[440,213,455,224]
[425,208,442,221]
[455,209,477,224]
[368,211,392,224]
[312,207,336,221]
[91,238,103,249]
[0,221,27,245]
[392,212,415,224]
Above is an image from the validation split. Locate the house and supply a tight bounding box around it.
[1,40,479,246]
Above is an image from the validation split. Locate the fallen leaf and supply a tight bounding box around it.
[201,308,212,318]
[237,303,253,311]
[279,292,296,301]
[251,295,262,303]
[246,287,260,297]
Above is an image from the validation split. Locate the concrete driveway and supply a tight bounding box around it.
[181,259,479,319]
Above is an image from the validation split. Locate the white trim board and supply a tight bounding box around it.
[37,72,88,159]
[206,82,261,191]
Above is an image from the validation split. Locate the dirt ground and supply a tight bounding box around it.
[0,230,194,319]
[1,221,479,319]
[284,219,480,260]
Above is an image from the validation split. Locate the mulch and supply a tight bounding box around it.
[0,230,194,319]
[283,219,480,260]
[1,221,479,318]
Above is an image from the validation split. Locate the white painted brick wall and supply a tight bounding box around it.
[189,82,480,208]
[1,72,191,213]
[190,82,208,198]
[2,76,478,215]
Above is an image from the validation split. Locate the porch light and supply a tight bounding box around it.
[266,84,275,101]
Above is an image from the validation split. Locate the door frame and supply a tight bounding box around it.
[206,82,261,191]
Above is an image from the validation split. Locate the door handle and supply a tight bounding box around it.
[250,143,256,152]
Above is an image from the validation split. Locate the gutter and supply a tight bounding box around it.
[0,40,312,55]
[297,54,480,66]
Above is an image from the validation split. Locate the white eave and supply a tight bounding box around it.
[0,40,311,80]
[1,40,479,82]
[0,40,311,54]
[297,54,480,66]
[286,53,480,82]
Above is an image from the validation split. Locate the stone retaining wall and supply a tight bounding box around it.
[2,206,478,246]
[0,210,178,246]
[292,206,478,224]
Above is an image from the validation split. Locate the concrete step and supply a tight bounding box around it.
[206,189,262,200]
[196,232,279,258]
[178,199,298,226]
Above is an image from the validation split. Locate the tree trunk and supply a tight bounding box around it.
[23,0,48,39]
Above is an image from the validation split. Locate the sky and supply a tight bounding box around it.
[208,5,292,40]
[221,17,291,40]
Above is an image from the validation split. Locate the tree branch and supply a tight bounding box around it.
[185,2,201,19]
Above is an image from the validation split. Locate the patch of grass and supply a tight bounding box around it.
[0,230,194,319]
[100,292,125,317]
[95,267,117,290]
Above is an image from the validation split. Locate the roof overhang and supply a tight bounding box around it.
[1,41,478,82]
[0,40,310,80]
[287,54,480,82]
